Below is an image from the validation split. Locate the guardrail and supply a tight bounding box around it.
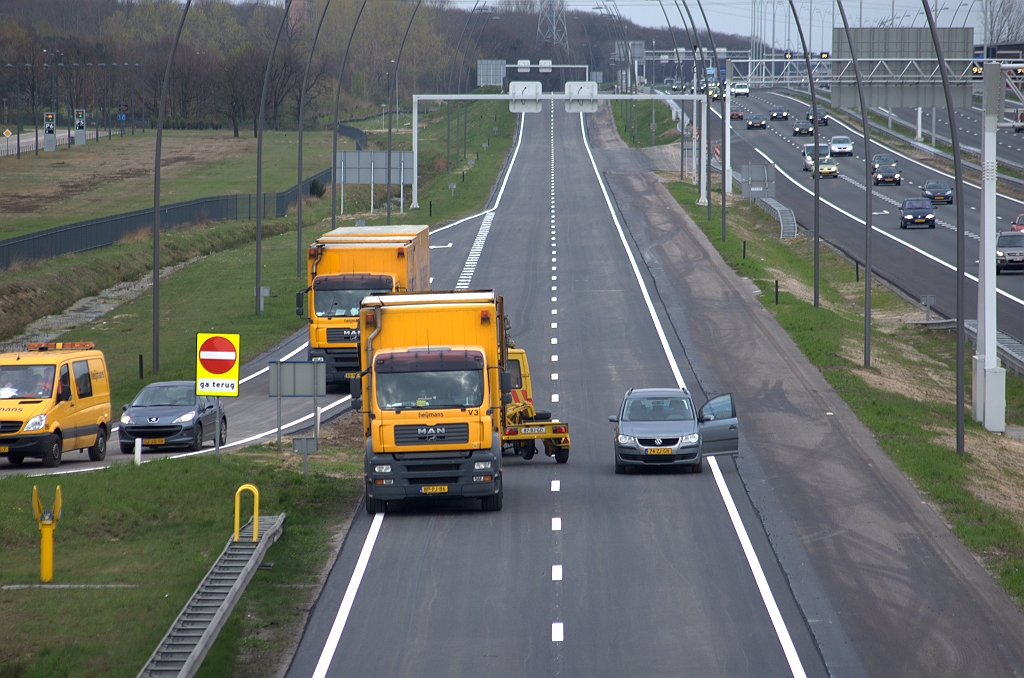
[0,167,331,271]
[755,197,799,239]
[911,318,1024,376]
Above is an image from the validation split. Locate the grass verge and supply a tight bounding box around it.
[0,434,363,678]
[610,96,681,148]
[665,177,1024,607]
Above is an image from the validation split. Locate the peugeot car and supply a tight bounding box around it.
[770,105,790,120]
[119,381,227,453]
[747,114,767,129]
[874,167,902,185]
[921,180,953,205]
[793,120,814,136]
[899,198,936,228]
[806,106,829,125]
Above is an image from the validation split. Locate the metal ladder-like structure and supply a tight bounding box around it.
[137,513,285,678]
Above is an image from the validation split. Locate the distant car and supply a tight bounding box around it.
[899,198,936,228]
[802,142,831,171]
[731,82,750,96]
[747,115,767,129]
[829,135,854,156]
[609,387,739,475]
[770,105,790,120]
[921,180,953,205]
[730,110,744,120]
[806,106,829,125]
[874,167,902,185]
[814,156,839,178]
[871,154,898,171]
[1012,214,1024,231]
[119,381,226,453]
[793,120,814,136]
[708,86,722,101]
[996,231,1024,274]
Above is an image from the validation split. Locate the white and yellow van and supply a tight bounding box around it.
[0,342,111,468]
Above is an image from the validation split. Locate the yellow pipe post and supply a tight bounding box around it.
[234,484,260,542]
[32,486,62,583]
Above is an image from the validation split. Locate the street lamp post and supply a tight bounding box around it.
[4,64,22,158]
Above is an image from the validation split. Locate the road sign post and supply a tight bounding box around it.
[196,333,241,457]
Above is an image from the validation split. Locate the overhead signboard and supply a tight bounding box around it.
[477,59,506,87]
[518,59,531,73]
[565,81,598,113]
[509,81,543,114]
[539,59,552,73]
[196,333,241,397]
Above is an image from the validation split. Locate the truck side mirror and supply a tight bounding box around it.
[500,371,513,393]
[351,398,363,411]
[349,378,362,397]
[502,393,513,405]
[296,291,304,316]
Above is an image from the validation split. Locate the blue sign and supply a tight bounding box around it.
[117,114,126,121]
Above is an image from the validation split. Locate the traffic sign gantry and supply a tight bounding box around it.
[196,333,241,397]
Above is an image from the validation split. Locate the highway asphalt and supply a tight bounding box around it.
[283,100,1024,677]
[715,90,1024,343]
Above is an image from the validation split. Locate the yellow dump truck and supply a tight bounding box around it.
[299,225,429,386]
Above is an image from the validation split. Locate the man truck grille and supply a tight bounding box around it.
[394,423,470,445]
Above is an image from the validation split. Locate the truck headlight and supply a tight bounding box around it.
[474,461,492,470]
[24,414,47,432]
[173,411,196,424]
[617,434,636,445]
[120,413,132,425]
[374,464,392,473]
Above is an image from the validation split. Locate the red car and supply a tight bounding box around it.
[730,110,744,120]
[1013,214,1024,231]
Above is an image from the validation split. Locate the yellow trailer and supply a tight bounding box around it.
[502,347,570,463]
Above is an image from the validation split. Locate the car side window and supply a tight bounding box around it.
[57,364,72,403]
[702,394,734,420]
[507,359,523,390]
[72,360,93,398]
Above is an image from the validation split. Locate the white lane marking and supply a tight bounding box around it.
[552,622,564,642]
[552,355,558,361]
[753,147,1024,310]
[551,338,558,344]
[551,480,561,491]
[551,286,557,290]
[552,564,563,580]
[552,295,557,301]
[552,517,562,530]
[551,309,558,315]
[551,394,560,402]
[551,322,557,328]
[580,112,808,678]
[429,243,453,249]
[551,373,559,380]
[240,341,308,384]
[311,512,385,678]
[455,212,495,290]
[552,276,557,280]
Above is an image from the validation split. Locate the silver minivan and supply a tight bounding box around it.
[802,143,831,171]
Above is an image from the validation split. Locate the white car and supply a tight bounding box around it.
[829,135,854,156]
[731,82,750,97]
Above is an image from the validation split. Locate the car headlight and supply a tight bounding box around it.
[877,174,883,179]
[904,214,913,219]
[173,411,196,424]
[374,464,392,473]
[474,461,492,470]
[24,414,47,432]
[926,214,934,220]
[617,434,636,445]
[680,433,700,445]
[894,174,901,179]
[996,250,1004,257]
[120,413,132,425]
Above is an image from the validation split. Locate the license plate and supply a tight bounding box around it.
[646,447,672,455]
[522,427,545,434]
[420,485,448,494]
[143,438,165,445]
[936,196,947,201]
[0,446,8,453]
[915,219,925,222]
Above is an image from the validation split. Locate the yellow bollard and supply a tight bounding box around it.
[32,486,62,583]
[234,484,260,543]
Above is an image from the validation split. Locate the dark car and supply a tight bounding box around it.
[806,106,829,125]
[609,388,739,474]
[793,120,814,136]
[770,105,790,120]
[996,231,1024,274]
[119,381,226,453]
[874,166,902,185]
[871,153,898,171]
[730,109,744,120]
[899,198,935,229]
[921,180,953,205]
[747,114,767,129]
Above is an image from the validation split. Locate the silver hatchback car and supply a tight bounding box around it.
[609,388,739,474]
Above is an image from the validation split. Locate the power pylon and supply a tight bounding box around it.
[537,0,569,53]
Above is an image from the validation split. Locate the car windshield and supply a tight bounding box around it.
[904,199,932,210]
[772,106,786,111]
[925,181,949,190]
[805,144,829,157]
[832,136,851,144]
[314,288,390,318]
[998,234,1024,248]
[0,364,55,399]
[874,155,895,164]
[622,397,694,422]
[751,115,764,121]
[132,384,196,407]
[376,370,484,410]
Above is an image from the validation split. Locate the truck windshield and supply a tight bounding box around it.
[314,288,390,318]
[376,370,484,410]
[0,365,56,399]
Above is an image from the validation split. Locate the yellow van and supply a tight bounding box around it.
[0,342,111,468]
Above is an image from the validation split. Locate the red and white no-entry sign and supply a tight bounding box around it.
[196,333,241,397]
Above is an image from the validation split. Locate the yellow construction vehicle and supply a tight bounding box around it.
[502,347,570,463]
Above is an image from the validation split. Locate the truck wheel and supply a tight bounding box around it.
[42,435,62,468]
[88,426,107,461]
[7,455,24,466]
[365,491,387,514]
[481,486,503,511]
[521,441,536,461]
[554,446,569,464]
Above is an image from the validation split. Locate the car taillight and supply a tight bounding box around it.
[505,427,518,435]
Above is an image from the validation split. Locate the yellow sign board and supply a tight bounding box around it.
[3,129,10,138]
[196,333,241,397]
